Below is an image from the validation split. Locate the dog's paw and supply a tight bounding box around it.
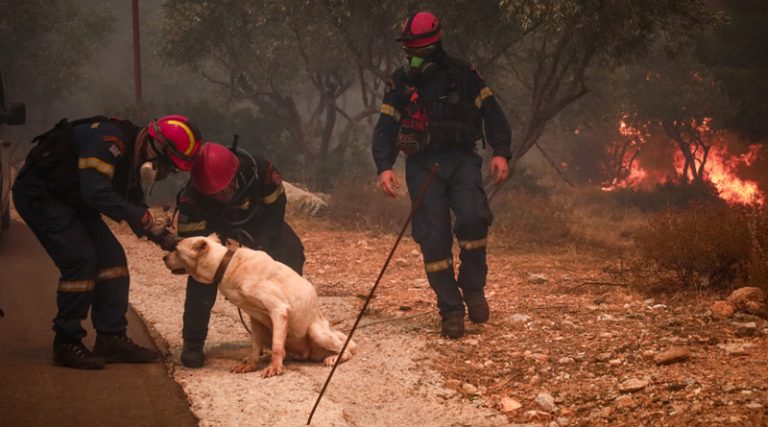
[323,355,339,366]
[231,362,258,374]
[260,362,285,378]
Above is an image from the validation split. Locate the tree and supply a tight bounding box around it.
[0,1,112,105]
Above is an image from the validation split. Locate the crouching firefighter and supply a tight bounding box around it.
[175,142,305,368]
[12,114,203,369]
[372,12,512,338]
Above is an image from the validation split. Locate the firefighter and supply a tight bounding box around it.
[12,114,202,369]
[176,142,305,368]
[372,12,512,338]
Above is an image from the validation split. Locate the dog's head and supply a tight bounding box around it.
[163,234,224,284]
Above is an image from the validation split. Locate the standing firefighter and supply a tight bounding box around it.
[12,114,202,369]
[372,12,512,338]
[176,142,305,368]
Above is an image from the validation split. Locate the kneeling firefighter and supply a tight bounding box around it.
[13,114,202,369]
[176,142,305,368]
[372,12,512,338]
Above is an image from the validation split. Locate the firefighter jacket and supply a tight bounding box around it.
[372,49,512,174]
[177,152,286,241]
[24,117,147,227]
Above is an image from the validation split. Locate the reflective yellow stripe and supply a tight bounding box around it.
[78,157,115,178]
[58,280,95,293]
[380,104,402,122]
[90,122,101,129]
[235,198,251,210]
[424,258,452,273]
[459,238,488,250]
[262,183,285,205]
[178,221,207,233]
[166,119,197,155]
[96,266,129,281]
[474,87,493,109]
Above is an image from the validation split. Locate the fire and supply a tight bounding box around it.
[601,116,766,206]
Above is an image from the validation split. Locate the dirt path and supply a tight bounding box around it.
[120,229,508,427]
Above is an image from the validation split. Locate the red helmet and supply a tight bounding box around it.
[147,115,202,171]
[190,143,240,195]
[396,11,442,48]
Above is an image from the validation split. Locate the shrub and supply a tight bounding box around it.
[635,203,751,289]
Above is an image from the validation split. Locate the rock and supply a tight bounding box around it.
[722,383,737,393]
[558,357,575,365]
[410,249,421,257]
[732,321,758,337]
[466,338,479,346]
[593,295,607,305]
[600,407,613,417]
[745,403,764,410]
[528,273,549,285]
[461,383,478,396]
[644,298,656,306]
[619,378,649,393]
[717,342,753,355]
[535,392,556,413]
[509,314,533,324]
[651,304,668,310]
[597,314,617,321]
[727,287,767,316]
[609,359,622,366]
[436,388,458,399]
[712,300,737,319]
[595,352,613,362]
[500,396,523,413]
[614,395,635,408]
[654,347,691,365]
[395,258,408,268]
[555,417,570,426]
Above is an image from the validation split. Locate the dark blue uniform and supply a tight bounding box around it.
[177,151,305,345]
[372,50,511,316]
[12,118,148,343]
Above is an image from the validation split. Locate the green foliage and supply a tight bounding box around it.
[635,204,751,288]
[0,0,113,103]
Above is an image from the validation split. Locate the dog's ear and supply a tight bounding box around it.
[207,233,221,244]
[192,239,209,256]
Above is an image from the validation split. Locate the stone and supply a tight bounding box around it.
[727,287,767,316]
[654,347,691,365]
[593,295,607,305]
[595,352,613,362]
[535,392,556,413]
[461,383,478,396]
[558,357,575,365]
[732,322,758,337]
[500,396,523,413]
[609,359,622,366]
[395,258,408,268]
[717,342,753,355]
[745,403,764,410]
[509,314,533,324]
[619,378,649,393]
[410,249,421,257]
[555,417,570,426]
[614,395,635,408]
[711,301,737,319]
[528,273,549,285]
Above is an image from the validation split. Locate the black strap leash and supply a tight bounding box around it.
[307,163,440,425]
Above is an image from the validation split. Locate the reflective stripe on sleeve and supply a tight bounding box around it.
[459,237,488,250]
[96,266,129,281]
[262,183,285,205]
[380,104,402,122]
[78,157,115,178]
[424,258,453,273]
[178,221,207,233]
[474,87,494,109]
[58,280,95,293]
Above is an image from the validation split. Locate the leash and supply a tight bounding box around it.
[307,163,440,425]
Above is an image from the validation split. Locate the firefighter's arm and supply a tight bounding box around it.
[77,128,146,227]
[177,187,214,238]
[467,66,512,160]
[251,155,287,229]
[372,73,405,175]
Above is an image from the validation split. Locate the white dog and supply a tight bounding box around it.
[163,235,356,377]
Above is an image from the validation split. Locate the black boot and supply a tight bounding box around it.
[180,341,206,368]
[440,312,465,339]
[53,340,106,370]
[93,333,160,363]
[463,290,489,324]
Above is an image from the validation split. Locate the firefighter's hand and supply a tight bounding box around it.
[159,231,182,252]
[139,210,170,240]
[489,156,509,185]
[378,170,400,198]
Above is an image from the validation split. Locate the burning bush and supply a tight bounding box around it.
[635,203,752,289]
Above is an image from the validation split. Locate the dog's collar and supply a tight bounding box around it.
[213,249,237,286]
